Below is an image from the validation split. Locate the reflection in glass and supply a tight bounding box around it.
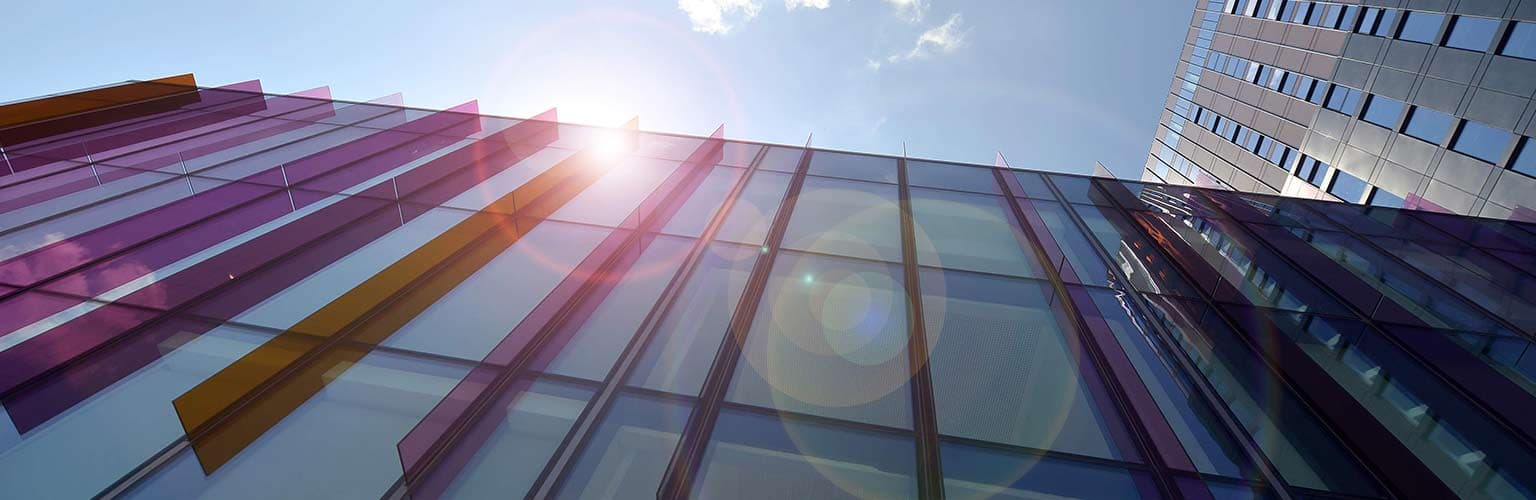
[906,160,1001,194]
[910,188,1041,277]
[714,171,792,245]
[693,409,918,499]
[553,394,691,500]
[628,243,758,396]
[728,251,911,428]
[807,150,898,183]
[659,167,746,237]
[782,177,902,263]
[922,269,1127,459]
[940,442,1152,500]
[440,379,594,499]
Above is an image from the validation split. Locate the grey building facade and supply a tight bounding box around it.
[1146,0,1536,221]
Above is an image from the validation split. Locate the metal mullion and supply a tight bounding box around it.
[988,169,1182,500]
[524,144,777,499]
[895,156,945,499]
[652,143,814,499]
[1236,200,1536,450]
[1044,181,1296,500]
[1092,179,1451,498]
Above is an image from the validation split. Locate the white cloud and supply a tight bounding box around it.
[882,0,927,22]
[678,0,763,34]
[890,13,967,62]
[785,0,830,10]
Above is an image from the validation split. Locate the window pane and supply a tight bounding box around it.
[542,236,696,381]
[758,146,804,173]
[628,242,758,396]
[1072,203,1200,297]
[1501,22,1536,60]
[1451,120,1513,163]
[728,251,912,428]
[549,157,680,228]
[123,351,472,500]
[1360,95,1405,128]
[1402,107,1453,143]
[922,269,1129,459]
[906,160,1001,194]
[693,410,918,499]
[1027,199,1114,286]
[1445,16,1498,51]
[1324,85,1361,114]
[782,176,902,263]
[1140,297,1382,495]
[552,394,690,500]
[1368,187,1407,208]
[659,167,746,237]
[1327,169,1369,203]
[910,188,1043,277]
[1396,11,1444,43]
[379,221,611,361]
[1511,138,1536,177]
[807,150,899,183]
[1011,171,1058,199]
[1086,289,1254,477]
[718,141,763,168]
[941,442,1153,499]
[440,379,594,499]
[715,171,792,245]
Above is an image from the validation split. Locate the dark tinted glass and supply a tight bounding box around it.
[941,443,1153,499]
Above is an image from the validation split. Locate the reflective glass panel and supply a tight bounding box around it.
[782,176,902,263]
[1451,120,1513,163]
[714,171,792,245]
[1396,11,1444,43]
[440,379,594,499]
[906,160,1001,194]
[941,442,1153,500]
[1445,16,1499,51]
[910,188,1042,277]
[552,394,691,500]
[628,242,758,396]
[922,269,1128,459]
[728,251,911,428]
[693,410,918,499]
[807,150,898,183]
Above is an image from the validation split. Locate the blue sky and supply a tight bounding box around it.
[0,0,1192,178]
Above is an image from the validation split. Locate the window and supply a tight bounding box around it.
[1283,1,1307,23]
[910,188,1043,277]
[627,242,758,396]
[1324,85,1363,113]
[1367,187,1406,208]
[439,379,594,499]
[1328,169,1370,203]
[1396,12,1444,44]
[693,410,918,499]
[1356,8,1396,36]
[552,395,691,500]
[807,150,899,183]
[1502,22,1536,60]
[1297,157,1328,187]
[714,171,792,245]
[1320,5,1346,30]
[922,269,1129,459]
[906,160,1001,194]
[727,251,912,427]
[781,176,902,262]
[1360,95,1405,128]
[1450,121,1513,164]
[1445,16,1499,51]
[1402,106,1454,144]
[942,443,1149,499]
[1509,137,1536,177]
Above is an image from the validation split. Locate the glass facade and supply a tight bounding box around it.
[1148,0,1536,222]
[1,76,1535,500]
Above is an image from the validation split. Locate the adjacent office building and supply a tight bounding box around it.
[1,76,1534,499]
[1146,0,1536,221]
